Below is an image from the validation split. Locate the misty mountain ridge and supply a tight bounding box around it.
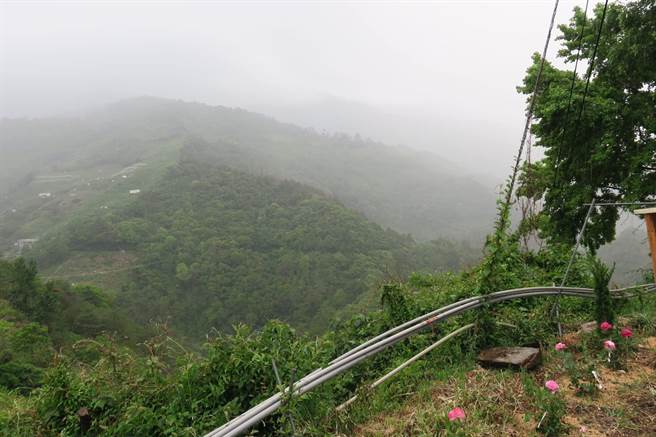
[255,95,518,182]
[1,96,497,243]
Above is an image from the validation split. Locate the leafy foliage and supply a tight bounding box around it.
[521,373,567,436]
[518,0,656,249]
[0,97,495,251]
[29,155,479,339]
[589,256,615,326]
[2,235,644,436]
[0,259,140,393]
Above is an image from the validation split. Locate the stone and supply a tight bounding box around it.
[580,321,598,333]
[477,347,541,370]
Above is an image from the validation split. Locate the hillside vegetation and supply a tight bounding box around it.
[2,239,654,436]
[0,258,141,392]
[0,1,653,435]
[0,97,496,244]
[26,151,479,338]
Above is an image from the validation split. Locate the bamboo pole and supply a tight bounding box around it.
[335,324,475,412]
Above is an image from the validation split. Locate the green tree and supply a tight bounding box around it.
[518,0,655,250]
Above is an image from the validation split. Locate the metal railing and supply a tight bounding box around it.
[204,283,655,437]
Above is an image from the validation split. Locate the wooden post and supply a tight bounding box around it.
[635,207,656,282]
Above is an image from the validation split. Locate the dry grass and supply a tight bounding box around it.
[559,336,656,436]
[353,336,656,436]
[354,367,537,436]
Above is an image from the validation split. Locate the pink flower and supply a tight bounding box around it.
[545,380,559,393]
[580,425,588,433]
[603,340,616,351]
[599,321,613,331]
[447,407,466,421]
[555,342,567,351]
[620,327,633,338]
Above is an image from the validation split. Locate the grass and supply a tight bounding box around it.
[40,250,140,292]
[2,138,182,257]
[341,296,656,436]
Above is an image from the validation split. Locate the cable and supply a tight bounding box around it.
[553,198,596,336]
[498,0,561,228]
[574,0,609,143]
[551,0,591,188]
[584,201,656,207]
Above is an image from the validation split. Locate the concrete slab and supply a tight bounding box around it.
[477,346,541,369]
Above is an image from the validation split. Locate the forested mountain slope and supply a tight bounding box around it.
[0,258,141,391]
[27,153,479,338]
[0,97,496,243]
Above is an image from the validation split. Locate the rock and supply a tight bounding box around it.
[580,321,597,333]
[477,347,541,370]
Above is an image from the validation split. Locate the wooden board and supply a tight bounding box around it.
[644,213,656,281]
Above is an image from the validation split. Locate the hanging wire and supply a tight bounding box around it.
[552,199,597,336]
[583,202,656,207]
[551,0,591,188]
[549,1,611,336]
[499,0,560,221]
[573,0,609,140]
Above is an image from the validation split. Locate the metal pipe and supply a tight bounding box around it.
[330,286,590,364]
[209,287,549,436]
[213,289,584,437]
[373,323,476,388]
[335,323,476,411]
[206,284,655,437]
[208,293,495,437]
[210,286,654,436]
[211,285,654,437]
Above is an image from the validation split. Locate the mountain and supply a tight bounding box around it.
[0,97,493,336]
[255,96,514,181]
[24,154,479,337]
[0,97,497,244]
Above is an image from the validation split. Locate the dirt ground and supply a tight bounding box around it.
[353,336,656,436]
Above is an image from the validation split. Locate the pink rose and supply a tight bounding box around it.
[599,321,613,331]
[447,407,466,421]
[603,340,616,351]
[555,342,567,351]
[620,327,633,338]
[545,380,559,393]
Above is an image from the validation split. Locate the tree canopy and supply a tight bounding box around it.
[518,0,655,250]
[29,153,480,339]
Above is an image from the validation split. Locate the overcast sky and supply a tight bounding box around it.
[0,0,596,177]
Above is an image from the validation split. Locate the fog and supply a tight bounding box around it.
[1,1,595,177]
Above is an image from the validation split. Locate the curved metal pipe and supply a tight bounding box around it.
[331,283,653,365]
[331,286,590,364]
[205,284,655,436]
[209,286,656,436]
[208,287,550,436]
